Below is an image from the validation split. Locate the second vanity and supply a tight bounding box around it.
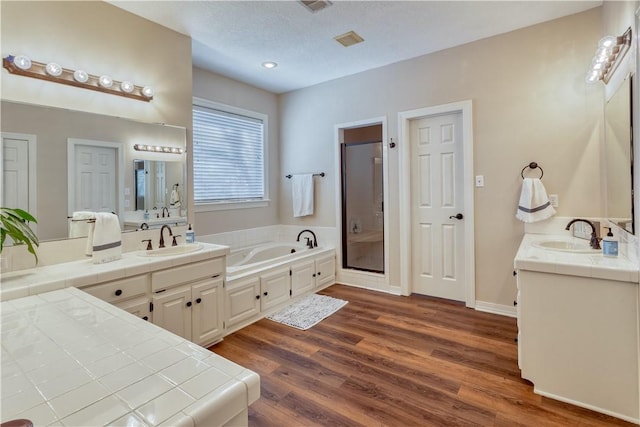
[514,232,640,424]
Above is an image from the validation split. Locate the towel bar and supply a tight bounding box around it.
[521,162,543,179]
[286,172,325,179]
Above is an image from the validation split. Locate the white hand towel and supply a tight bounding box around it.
[516,178,556,223]
[91,212,122,264]
[170,189,181,207]
[69,211,95,238]
[292,174,314,217]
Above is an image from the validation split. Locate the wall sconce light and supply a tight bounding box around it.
[134,144,184,154]
[586,27,632,84]
[2,54,154,102]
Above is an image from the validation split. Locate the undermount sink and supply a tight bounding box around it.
[138,243,203,257]
[532,239,598,253]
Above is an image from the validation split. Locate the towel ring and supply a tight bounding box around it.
[521,162,543,179]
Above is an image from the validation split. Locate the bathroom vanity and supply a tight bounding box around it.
[514,233,640,424]
[0,243,260,426]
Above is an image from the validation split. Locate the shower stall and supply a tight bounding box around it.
[340,124,384,273]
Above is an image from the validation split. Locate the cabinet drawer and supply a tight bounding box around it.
[152,257,224,292]
[83,275,149,304]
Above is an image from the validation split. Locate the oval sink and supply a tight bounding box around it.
[138,243,203,257]
[531,240,597,253]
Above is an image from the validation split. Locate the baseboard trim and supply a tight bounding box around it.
[474,300,517,318]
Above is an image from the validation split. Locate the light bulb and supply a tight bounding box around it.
[45,62,63,76]
[262,61,278,69]
[141,86,154,98]
[120,81,134,93]
[13,55,31,70]
[598,35,617,49]
[99,75,113,88]
[73,70,89,83]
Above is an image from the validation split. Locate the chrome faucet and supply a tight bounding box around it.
[296,229,317,248]
[159,224,173,248]
[565,219,601,250]
[161,207,170,218]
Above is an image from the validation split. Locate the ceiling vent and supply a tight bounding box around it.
[334,31,364,48]
[299,1,333,13]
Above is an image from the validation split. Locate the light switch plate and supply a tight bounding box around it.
[549,194,558,207]
[475,175,484,187]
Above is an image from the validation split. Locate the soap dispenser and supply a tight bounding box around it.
[602,227,618,257]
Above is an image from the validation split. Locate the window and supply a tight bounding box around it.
[192,98,268,210]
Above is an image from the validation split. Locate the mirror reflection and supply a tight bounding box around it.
[1,100,187,242]
[604,75,634,234]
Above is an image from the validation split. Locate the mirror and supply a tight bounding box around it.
[1,100,187,242]
[604,75,634,234]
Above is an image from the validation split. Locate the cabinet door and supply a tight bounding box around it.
[260,267,291,311]
[116,297,152,322]
[291,260,315,297]
[191,277,224,346]
[152,285,192,340]
[225,276,261,328]
[315,254,336,289]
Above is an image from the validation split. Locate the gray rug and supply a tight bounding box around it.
[267,294,348,330]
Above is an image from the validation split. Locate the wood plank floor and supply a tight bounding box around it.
[210,285,634,426]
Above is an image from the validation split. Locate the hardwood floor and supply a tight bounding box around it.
[210,285,633,426]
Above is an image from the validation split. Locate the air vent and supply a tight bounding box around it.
[299,0,332,13]
[334,31,364,48]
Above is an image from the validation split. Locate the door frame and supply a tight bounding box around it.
[398,100,475,307]
[67,138,124,219]
[1,132,37,234]
[334,116,391,290]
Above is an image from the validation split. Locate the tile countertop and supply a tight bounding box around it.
[0,243,230,302]
[514,234,640,283]
[1,287,259,426]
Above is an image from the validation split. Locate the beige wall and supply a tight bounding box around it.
[279,9,605,306]
[191,67,280,235]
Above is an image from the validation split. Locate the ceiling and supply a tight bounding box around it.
[109,0,602,94]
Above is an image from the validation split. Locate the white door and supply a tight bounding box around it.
[1,133,35,212]
[410,113,465,301]
[225,277,261,328]
[260,267,291,311]
[73,144,117,213]
[191,277,224,346]
[291,260,315,297]
[152,285,192,340]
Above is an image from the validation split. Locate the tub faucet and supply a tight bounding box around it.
[161,207,170,218]
[159,224,173,248]
[565,219,601,250]
[296,229,317,248]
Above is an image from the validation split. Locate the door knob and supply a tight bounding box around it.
[449,213,464,220]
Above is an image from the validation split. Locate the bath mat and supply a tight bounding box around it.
[267,294,348,330]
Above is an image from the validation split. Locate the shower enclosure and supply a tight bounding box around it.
[341,125,384,273]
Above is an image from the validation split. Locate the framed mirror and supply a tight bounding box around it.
[1,100,187,242]
[604,75,634,234]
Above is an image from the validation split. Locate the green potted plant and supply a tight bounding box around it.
[0,207,39,263]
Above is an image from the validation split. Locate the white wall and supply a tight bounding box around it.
[279,9,605,306]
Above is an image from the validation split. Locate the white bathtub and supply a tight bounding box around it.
[227,242,313,276]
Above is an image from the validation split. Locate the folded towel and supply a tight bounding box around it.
[292,174,314,217]
[516,178,556,223]
[91,212,122,264]
[69,211,95,238]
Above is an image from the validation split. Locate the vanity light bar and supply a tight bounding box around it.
[2,55,154,102]
[585,27,632,84]
[134,144,183,154]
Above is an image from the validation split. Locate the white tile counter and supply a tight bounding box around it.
[0,287,259,426]
[514,234,639,282]
[0,243,229,302]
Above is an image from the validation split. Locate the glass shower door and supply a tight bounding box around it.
[341,140,384,273]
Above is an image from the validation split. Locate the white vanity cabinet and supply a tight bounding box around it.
[152,257,225,347]
[225,276,261,329]
[291,254,336,296]
[516,269,640,422]
[81,275,152,321]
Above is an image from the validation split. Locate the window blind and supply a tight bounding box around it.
[193,105,265,203]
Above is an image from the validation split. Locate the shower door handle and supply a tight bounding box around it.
[449,213,464,220]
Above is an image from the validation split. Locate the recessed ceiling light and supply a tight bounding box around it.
[262,61,278,69]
